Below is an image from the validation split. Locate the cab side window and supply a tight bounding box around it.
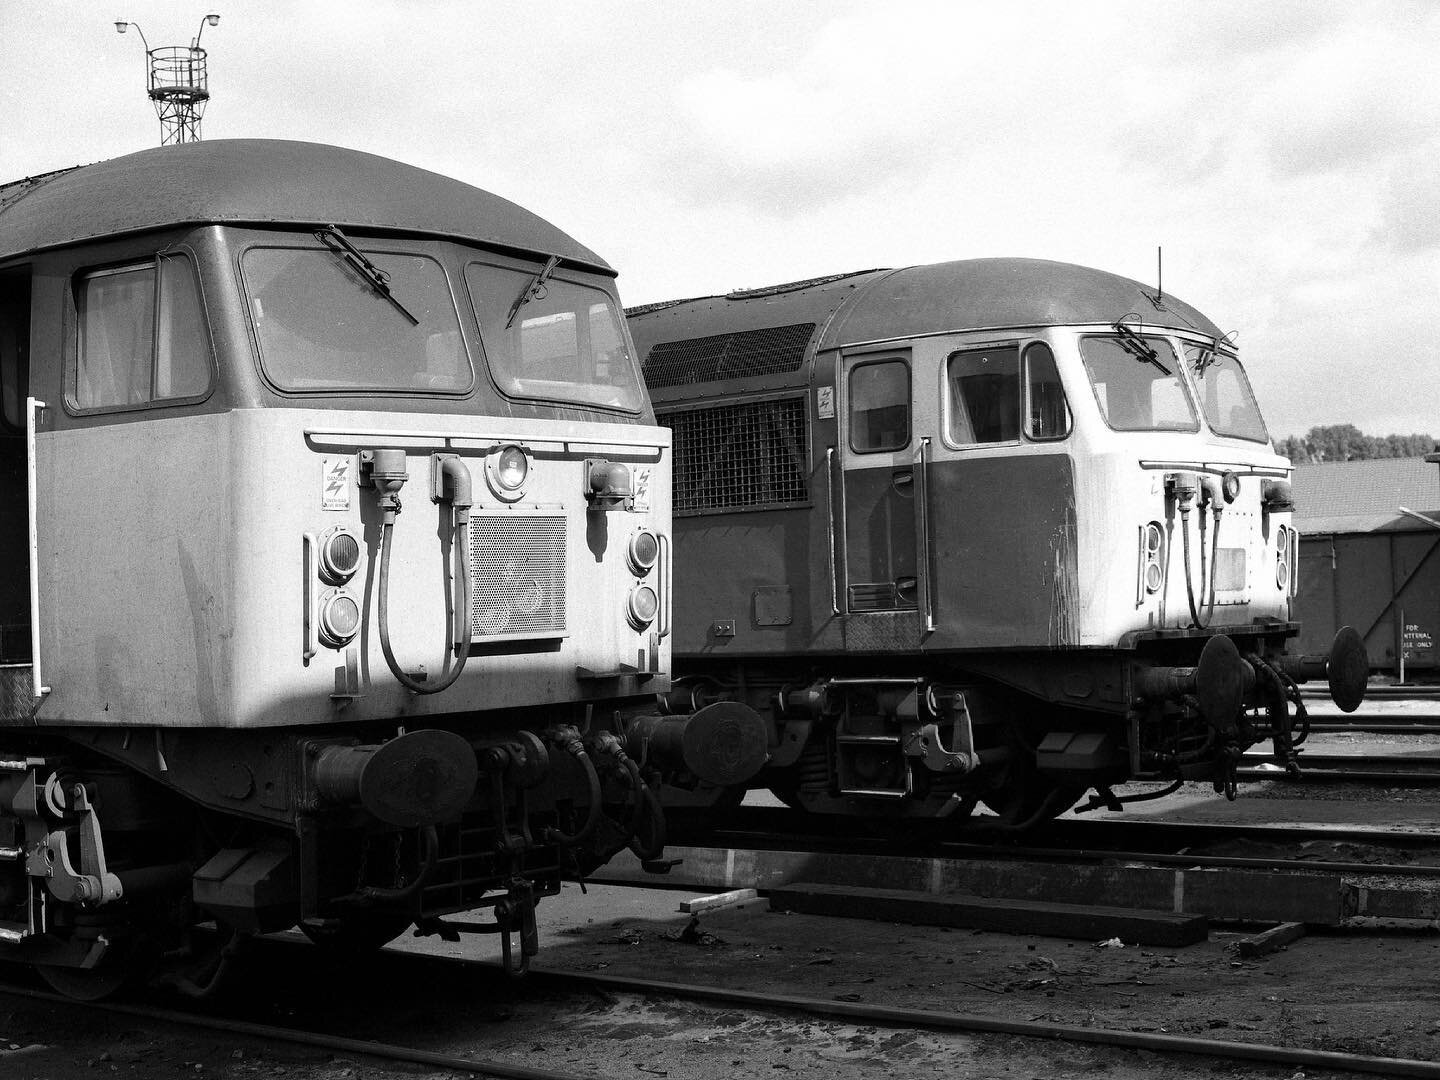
[76,254,210,410]
[848,359,910,453]
[947,345,1020,445]
[1024,341,1071,440]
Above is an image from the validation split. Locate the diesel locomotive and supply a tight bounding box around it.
[0,140,758,997]
[628,259,1367,825]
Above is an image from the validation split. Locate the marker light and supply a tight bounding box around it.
[1140,521,1165,597]
[1221,471,1242,504]
[627,529,660,575]
[485,444,530,501]
[318,526,361,583]
[1276,525,1291,590]
[318,588,361,647]
[496,445,528,489]
[626,584,659,629]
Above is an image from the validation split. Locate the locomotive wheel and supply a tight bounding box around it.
[36,957,135,1001]
[300,912,415,952]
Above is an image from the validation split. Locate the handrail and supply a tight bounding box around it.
[26,398,49,698]
[913,437,935,633]
[825,448,840,615]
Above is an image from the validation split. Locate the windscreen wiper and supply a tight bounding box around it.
[506,255,562,328]
[1192,344,1216,377]
[315,224,419,326]
[1111,319,1170,375]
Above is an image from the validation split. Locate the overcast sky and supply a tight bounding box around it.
[2,0,1436,440]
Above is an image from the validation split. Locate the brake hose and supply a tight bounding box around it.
[543,727,603,847]
[1179,507,1205,628]
[1180,503,1223,630]
[376,455,473,695]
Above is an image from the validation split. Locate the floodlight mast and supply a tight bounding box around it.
[115,14,221,145]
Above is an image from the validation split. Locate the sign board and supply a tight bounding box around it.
[1402,620,1435,663]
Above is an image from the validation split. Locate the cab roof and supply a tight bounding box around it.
[630,258,1221,355]
[0,139,609,272]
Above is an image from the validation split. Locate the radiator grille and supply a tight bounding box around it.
[662,397,809,515]
[469,515,567,639]
[642,323,814,388]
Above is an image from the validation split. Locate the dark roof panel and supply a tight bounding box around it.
[1292,458,1440,534]
[0,140,608,270]
[820,258,1221,347]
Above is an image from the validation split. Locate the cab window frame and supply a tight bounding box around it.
[1022,340,1072,442]
[847,356,911,454]
[1078,332,1200,434]
[68,247,216,416]
[462,259,645,415]
[1184,343,1270,444]
[945,343,1022,447]
[240,239,475,398]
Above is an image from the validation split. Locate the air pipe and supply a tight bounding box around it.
[366,449,473,695]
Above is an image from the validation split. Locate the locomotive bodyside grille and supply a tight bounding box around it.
[661,396,809,516]
[468,514,567,640]
[641,322,815,388]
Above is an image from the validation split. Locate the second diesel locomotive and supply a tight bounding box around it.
[0,140,763,997]
[628,259,1367,825]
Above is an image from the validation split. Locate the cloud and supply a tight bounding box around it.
[1372,143,1440,253]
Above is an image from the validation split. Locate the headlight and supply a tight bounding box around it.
[485,444,530,501]
[627,529,660,575]
[1276,525,1290,590]
[318,526,361,583]
[626,584,659,629]
[318,588,361,647]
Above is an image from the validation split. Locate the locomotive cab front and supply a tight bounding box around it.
[0,142,767,997]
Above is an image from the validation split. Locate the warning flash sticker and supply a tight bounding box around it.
[321,458,352,511]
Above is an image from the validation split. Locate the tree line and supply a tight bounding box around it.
[1275,424,1436,463]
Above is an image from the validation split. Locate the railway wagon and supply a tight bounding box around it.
[628,260,1367,825]
[0,140,756,997]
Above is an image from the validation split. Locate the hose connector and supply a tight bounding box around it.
[432,454,474,525]
[361,448,409,518]
[1165,471,1198,511]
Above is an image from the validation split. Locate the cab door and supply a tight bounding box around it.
[838,350,919,616]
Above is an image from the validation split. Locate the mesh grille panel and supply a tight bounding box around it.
[642,323,814,388]
[662,397,809,515]
[469,515,567,639]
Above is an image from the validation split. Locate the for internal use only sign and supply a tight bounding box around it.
[1402,620,1435,661]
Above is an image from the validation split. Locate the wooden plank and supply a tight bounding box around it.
[679,888,758,914]
[769,882,1208,947]
[1237,921,1307,959]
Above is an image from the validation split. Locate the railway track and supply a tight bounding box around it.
[666,805,1440,863]
[6,937,1440,1080]
[1238,749,1440,783]
[1306,714,1440,734]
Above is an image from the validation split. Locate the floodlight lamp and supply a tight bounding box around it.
[205,14,220,26]
[115,21,129,32]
